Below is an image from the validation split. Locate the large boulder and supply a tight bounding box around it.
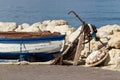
[15,25,23,32]
[98,24,120,34]
[97,24,120,39]
[46,25,75,32]
[42,20,51,26]
[0,22,17,32]
[46,25,75,43]
[53,25,75,34]
[31,22,42,27]
[21,26,42,32]
[103,49,120,70]
[47,20,68,27]
[21,23,30,29]
[108,49,120,65]
[31,22,47,31]
[46,26,55,32]
[108,32,120,49]
[15,23,30,32]
[53,25,75,42]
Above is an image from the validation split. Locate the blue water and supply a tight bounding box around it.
[0,0,120,28]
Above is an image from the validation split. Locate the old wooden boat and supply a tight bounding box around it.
[0,31,65,62]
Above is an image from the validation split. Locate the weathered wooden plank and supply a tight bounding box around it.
[73,34,84,66]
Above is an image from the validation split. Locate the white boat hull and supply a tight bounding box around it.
[0,35,65,61]
[0,40,64,53]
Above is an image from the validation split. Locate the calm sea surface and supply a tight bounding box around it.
[0,0,120,28]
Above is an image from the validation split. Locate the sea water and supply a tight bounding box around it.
[0,0,120,28]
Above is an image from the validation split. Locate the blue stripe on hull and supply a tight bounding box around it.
[0,35,65,43]
[0,52,60,61]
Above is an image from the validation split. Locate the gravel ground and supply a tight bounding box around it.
[0,65,120,80]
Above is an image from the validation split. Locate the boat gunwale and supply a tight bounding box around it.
[0,35,65,43]
[0,31,62,38]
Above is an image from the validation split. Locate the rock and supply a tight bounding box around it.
[46,26,55,32]
[15,25,23,32]
[102,49,120,71]
[114,57,120,69]
[38,24,47,31]
[108,32,120,49]
[15,23,30,32]
[0,22,17,32]
[46,25,75,43]
[31,22,47,31]
[42,20,51,26]
[53,25,75,42]
[98,24,120,34]
[97,24,120,39]
[47,20,68,27]
[53,25,75,34]
[21,23,30,29]
[31,22,42,27]
[97,31,110,39]
[108,49,120,65]
[21,26,42,32]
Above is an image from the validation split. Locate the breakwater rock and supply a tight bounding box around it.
[0,20,120,71]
